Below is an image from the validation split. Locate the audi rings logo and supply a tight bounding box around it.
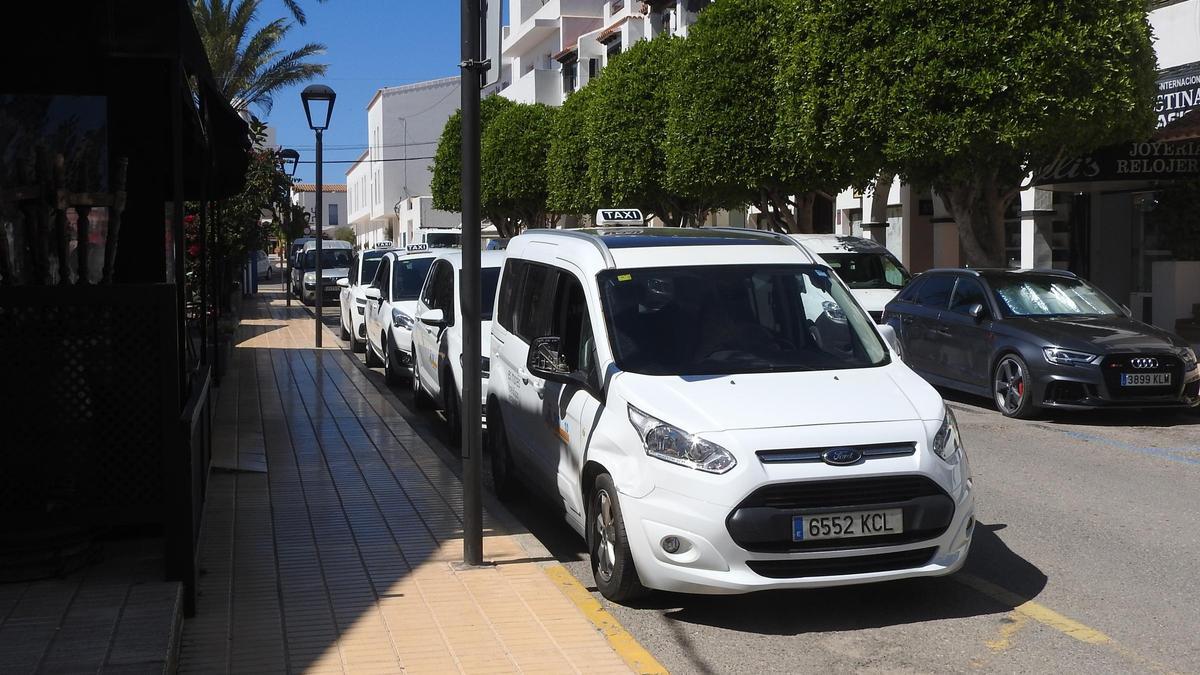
[1131,357,1159,369]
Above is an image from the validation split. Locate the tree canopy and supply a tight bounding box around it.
[805,0,1156,264]
[430,94,516,218]
[482,102,558,233]
[546,85,599,217]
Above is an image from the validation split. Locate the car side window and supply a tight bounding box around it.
[497,259,525,333]
[420,260,443,308]
[349,255,359,285]
[436,263,455,322]
[374,258,390,292]
[915,275,955,309]
[515,263,553,342]
[949,277,988,315]
[894,276,924,304]
[550,270,598,385]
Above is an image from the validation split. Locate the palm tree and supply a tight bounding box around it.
[193,0,328,114]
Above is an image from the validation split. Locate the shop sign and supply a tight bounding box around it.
[1033,140,1200,186]
[1157,62,1200,128]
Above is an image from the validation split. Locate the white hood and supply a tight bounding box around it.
[849,288,900,314]
[616,363,942,433]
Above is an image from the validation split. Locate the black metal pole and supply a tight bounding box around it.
[314,129,324,347]
[460,0,484,567]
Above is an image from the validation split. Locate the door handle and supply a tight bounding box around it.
[935,327,952,337]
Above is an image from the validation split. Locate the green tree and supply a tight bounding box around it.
[482,102,558,234]
[431,95,518,230]
[333,226,356,245]
[804,0,1156,265]
[193,0,328,114]
[546,85,599,218]
[587,36,703,226]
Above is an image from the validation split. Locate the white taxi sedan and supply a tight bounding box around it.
[363,249,437,383]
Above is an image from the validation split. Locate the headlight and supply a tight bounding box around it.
[931,408,962,462]
[627,404,736,474]
[1179,347,1198,370]
[303,271,316,281]
[391,308,414,329]
[1043,347,1097,366]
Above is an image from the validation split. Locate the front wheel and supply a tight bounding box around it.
[340,311,351,341]
[384,333,403,385]
[993,354,1038,419]
[364,335,382,367]
[589,474,646,603]
[444,374,462,447]
[412,351,433,410]
[488,407,517,501]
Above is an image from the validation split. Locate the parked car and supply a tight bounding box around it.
[297,240,353,306]
[252,250,274,280]
[487,227,974,602]
[790,235,911,322]
[337,248,388,353]
[362,249,438,383]
[882,268,1200,418]
[288,237,316,295]
[411,250,505,444]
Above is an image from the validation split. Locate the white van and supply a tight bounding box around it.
[487,227,973,602]
[410,250,506,445]
[789,235,912,322]
[297,239,353,306]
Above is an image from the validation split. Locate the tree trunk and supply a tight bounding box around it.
[938,174,1011,268]
[870,173,894,226]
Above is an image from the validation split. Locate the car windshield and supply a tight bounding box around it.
[302,249,352,269]
[391,257,435,301]
[426,232,461,248]
[598,265,889,376]
[991,276,1122,317]
[480,267,501,320]
[820,252,910,290]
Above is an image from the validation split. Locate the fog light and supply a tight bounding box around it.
[661,536,681,554]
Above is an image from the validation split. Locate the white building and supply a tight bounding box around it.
[290,183,348,234]
[345,77,464,249]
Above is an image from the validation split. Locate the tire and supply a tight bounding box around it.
[588,473,646,603]
[350,330,366,353]
[488,406,518,501]
[364,334,382,367]
[993,353,1038,419]
[384,333,403,385]
[444,373,462,447]
[340,311,351,341]
[412,349,433,410]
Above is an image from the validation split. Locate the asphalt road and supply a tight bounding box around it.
[319,304,1200,674]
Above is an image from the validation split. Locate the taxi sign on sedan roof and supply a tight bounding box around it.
[595,209,644,226]
[374,240,394,249]
[406,243,430,253]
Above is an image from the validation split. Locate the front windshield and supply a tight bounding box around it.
[599,265,889,376]
[426,232,461,249]
[480,267,501,320]
[361,257,383,284]
[302,249,352,269]
[991,276,1123,317]
[820,252,910,290]
[392,257,434,301]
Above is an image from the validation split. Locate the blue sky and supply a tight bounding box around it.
[257,0,465,183]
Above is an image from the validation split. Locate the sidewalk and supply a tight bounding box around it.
[179,291,645,674]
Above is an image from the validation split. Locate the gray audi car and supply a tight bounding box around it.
[882,268,1200,418]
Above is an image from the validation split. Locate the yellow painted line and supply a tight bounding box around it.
[985,611,1029,652]
[543,564,669,675]
[957,574,1111,645]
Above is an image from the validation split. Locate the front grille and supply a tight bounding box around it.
[1100,353,1183,399]
[739,476,946,510]
[757,443,915,464]
[746,547,937,579]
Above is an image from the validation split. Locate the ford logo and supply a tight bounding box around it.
[1131,357,1159,369]
[821,447,862,466]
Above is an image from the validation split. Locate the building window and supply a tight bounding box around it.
[329,203,339,226]
[607,40,622,60]
[588,58,599,80]
[562,60,578,94]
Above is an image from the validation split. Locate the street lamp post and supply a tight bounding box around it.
[301,84,336,347]
[277,148,300,306]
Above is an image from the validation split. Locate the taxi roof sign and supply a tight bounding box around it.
[595,209,644,226]
[406,243,430,253]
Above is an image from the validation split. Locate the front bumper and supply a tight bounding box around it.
[618,475,973,594]
[1034,354,1200,410]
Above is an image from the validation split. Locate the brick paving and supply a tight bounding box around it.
[180,292,632,674]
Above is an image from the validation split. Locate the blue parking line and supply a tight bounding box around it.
[1042,426,1200,466]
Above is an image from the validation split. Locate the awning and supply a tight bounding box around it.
[1155,108,1200,143]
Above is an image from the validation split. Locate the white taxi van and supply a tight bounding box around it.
[486,214,974,602]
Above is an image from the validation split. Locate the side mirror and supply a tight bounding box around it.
[527,336,575,384]
[1120,304,1132,318]
[419,308,446,327]
[337,278,350,288]
[876,323,902,355]
[968,303,986,322]
[364,287,381,301]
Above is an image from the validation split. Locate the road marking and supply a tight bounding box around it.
[957,574,1111,645]
[543,564,668,675]
[985,611,1029,652]
[1035,426,1200,466]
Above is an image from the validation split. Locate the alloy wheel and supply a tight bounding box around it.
[593,489,617,582]
[994,356,1026,415]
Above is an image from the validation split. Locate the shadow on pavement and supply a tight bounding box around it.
[938,386,1200,428]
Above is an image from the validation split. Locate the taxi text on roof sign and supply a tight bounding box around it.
[595,209,644,226]
[407,243,430,253]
